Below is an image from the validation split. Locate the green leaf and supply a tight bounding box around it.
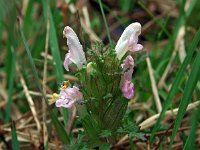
[169,48,200,149]
[11,122,20,150]
[99,130,112,138]
[67,133,88,150]
[150,28,200,142]
[117,120,146,141]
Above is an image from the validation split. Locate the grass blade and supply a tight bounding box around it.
[98,0,113,47]
[4,1,17,122]
[183,100,200,149]
[42,0,64,82]
[11,122,20,150]
[5,47,16,122]
[169,48,200,149]
[18,19,70,144]
[150,28,200,142]
[41,0,68,127]
[186,0,198,17]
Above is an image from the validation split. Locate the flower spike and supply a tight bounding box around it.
[63,26,86,71]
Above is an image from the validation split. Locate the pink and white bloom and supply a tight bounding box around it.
[63,26,86,71]
[115,22,143,60]
[55,86,83,108]
[121,80,134,99]
[120,55,135,99]
[121,55,134,71]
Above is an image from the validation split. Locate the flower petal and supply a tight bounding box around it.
[115,22,142,60]
[63,26,86,71]
[121,81,134,99]
[121,55,134,71]
[61,100,75,108]
[63,53,72,71]
[120,68,133,87]
[128,33,138,45]
[55,98,69,107]
[55,85,83,108]
[131,44,143,52]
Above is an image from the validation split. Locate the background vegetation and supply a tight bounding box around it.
[0,0,200,149]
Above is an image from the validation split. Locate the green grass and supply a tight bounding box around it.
[169,48,200,149]
[184,97,200,149]
[150,27,200,142]
[11,122,20,150]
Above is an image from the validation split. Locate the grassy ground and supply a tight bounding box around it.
[0,0,200,149]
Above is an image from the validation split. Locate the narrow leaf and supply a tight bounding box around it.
[11,122,20,150]
[169,48,200,148]
[98,0,113,47]
[183,103,200,149]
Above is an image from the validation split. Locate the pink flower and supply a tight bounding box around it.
[120,55,135,99]
[121,80,134,99]
[115,22,143,60]
[63,26,86,71]
[127,33,143,52]
[121,55,134,71]
[120,68,133,84]
[55,86,83,108]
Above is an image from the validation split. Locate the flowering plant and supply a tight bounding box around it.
[50,23,143,145]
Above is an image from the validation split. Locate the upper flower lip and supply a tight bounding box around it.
[115,22,143,60]
[63,26,87,71]
[63,26,70,38]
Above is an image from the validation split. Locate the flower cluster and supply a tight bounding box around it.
[50,23,143,109]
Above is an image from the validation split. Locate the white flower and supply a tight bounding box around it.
[63,26,86,71]
[115,22,143,60]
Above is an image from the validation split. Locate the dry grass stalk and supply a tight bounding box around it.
[117,100,199,145]
[41,52,53,60]
[158,46,178,89]
[139,100,200,130]
[42,5,50,145]
[176,26,186,63]
[82,6,90,28]
[28,91,52,98]
[146,57,162,113]
[17,65,41,132]
[80,18,101,42]
[158,0,192,89]
[66,105,77,134]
